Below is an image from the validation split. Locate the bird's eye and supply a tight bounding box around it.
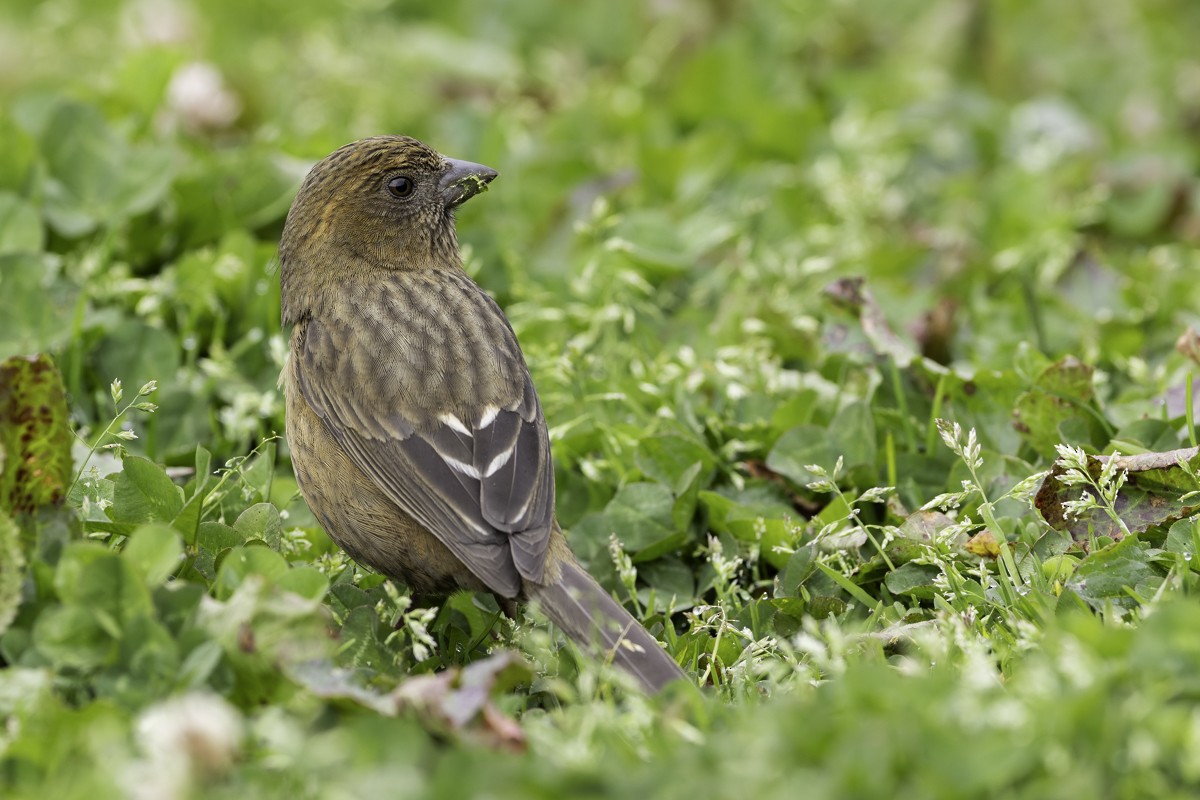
[387,176,415,198]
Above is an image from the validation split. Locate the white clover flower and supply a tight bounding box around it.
[129,692,243,800]
[1007,98,1099,172]
[124,0,195,46]
[165,62,242,133]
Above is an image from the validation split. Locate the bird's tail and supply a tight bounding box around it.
[529,557,688,694]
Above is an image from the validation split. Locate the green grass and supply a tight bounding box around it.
[3,0,1200,796]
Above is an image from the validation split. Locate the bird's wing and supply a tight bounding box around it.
[292,275,554,599]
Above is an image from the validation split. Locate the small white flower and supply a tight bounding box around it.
[124,0,195,46]
[1007,98,1099,172]
[166,62,241,133]
[129,692,243,799]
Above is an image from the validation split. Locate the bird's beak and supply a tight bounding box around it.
[439,157,499,208]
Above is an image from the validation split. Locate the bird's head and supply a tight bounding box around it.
[280,136,498,319]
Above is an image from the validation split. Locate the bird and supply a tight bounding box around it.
[279,135,688,694]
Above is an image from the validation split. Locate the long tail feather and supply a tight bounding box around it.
[529,558,687,694]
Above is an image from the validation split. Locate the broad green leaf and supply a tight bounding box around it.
[671,461,704,532]
[765,424,832,487]
[1066,535,1160,611]
[1163,517,1200,559]
[1106,181,1177,238]
[63,548,155,627]
[118,615,181,689]
[153,582,206,631]
[1108,419,1183,454]
[32,605,114,669]
[778,543,816,596]
[330,583,374,613]
[177,640,224,689]
[0,116,37,193]
[197,521,245,552]
[0,255,81,359]
[235,503,284,550]
[634,432,716,489]
[770,390,821,434]
[603,482,680,557]
[699,487,798,568]
[609,210,697,278]
[172,148,304,248]
[437,590,500,660]
[238,442,279,502]
[0,191,43,254]
[1013,356,1106,455]
[277,567,330,601]
[172,491,205,545]
[883,562,940,598]
[830,401,878,471]
[193,446,215,497]
[637,556,696,611]
[108,456,184,525]
[122,523,183,586]
[726,516,794,568]
[91,321,179,412]
[213,545,289,600]
[337,606,391,671]
[52,541,109,601]
[35,100,177,236]
[172,446,216,543]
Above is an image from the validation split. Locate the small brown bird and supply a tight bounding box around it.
[280,136,687,693]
